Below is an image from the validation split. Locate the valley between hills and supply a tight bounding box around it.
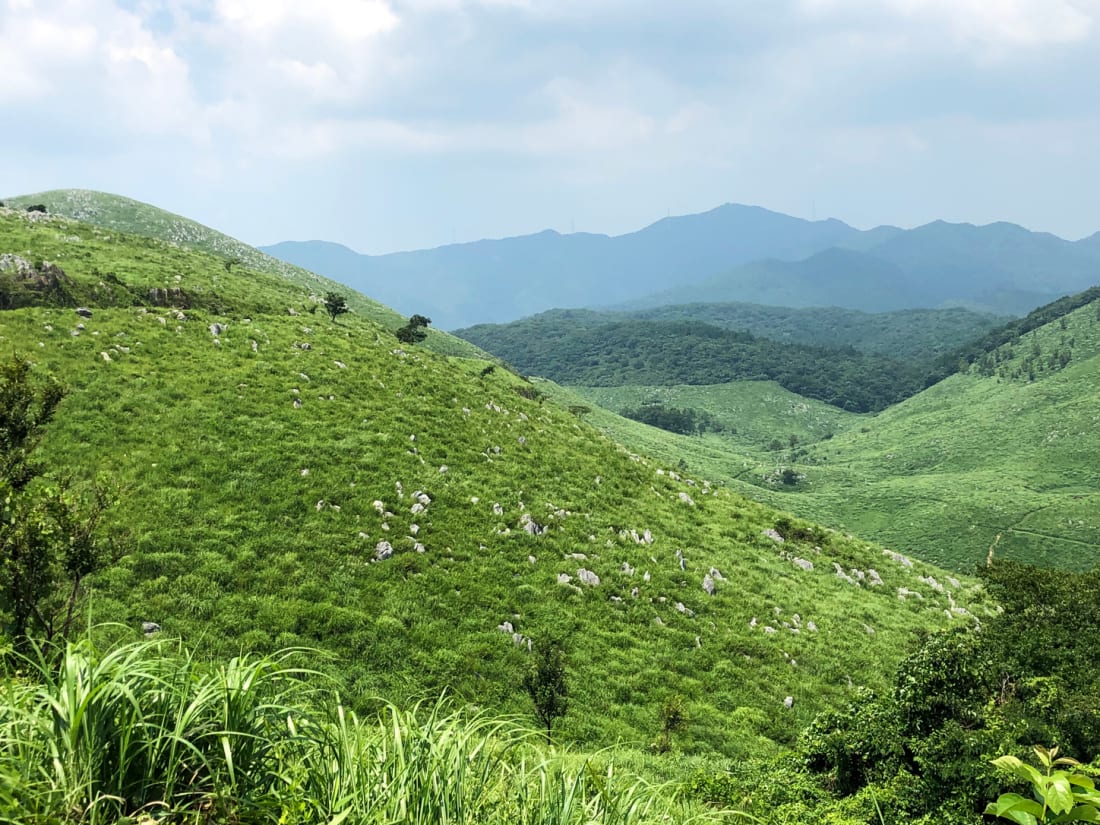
[1,190,1098,825]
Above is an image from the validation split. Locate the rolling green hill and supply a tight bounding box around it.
[0,201,987,758]
[537,297,1100,573]
[784,293,1100,571]
[1,189,487,359]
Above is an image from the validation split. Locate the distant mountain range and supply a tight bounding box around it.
[262,205,1100,328]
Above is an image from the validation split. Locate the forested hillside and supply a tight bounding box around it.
[457,316,930,412]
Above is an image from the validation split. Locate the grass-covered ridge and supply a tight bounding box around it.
[542,294,1100,573]
[0,192,486,358]
[0,202,987,757]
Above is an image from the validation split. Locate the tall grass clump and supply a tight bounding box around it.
[0,635,728,823]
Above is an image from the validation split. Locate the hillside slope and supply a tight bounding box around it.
[0,203,986,757]
[541,298,1100,573]
[2,190,486,359]
[783,294,1100,571]
[455,315,929,413]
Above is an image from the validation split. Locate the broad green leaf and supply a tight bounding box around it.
[1068,775,1097,791]
[1050,805,1100,824]
[988,793,1045,821]
[1049,775,1077,814]
[994,756,1046,787]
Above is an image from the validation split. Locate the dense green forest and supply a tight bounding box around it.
[457,318,930,412]
[526,304,1006,361]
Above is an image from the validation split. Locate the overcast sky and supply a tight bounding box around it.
[2,0,1099,252]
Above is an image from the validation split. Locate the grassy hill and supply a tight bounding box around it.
[537,296,1100,573]
[1,190,486,359]
[0,202,987,759]
[784,293,1100,571]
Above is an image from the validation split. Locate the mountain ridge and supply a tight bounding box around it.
[261,202,1100,326]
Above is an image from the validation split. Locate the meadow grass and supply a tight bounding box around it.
[0,635,730,824]
[541,296,1100,572]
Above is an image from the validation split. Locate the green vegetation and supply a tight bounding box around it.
[5,194,1098,825]
[457,316,928,412]
[619,401,724,436]
[0,203,986,760]
[523,637,570,743]
[533,290,1100,572]
[684,559,1100,824]
[0,191,488,359]
[499,304,1006,362]
[323,290,349,322]
[0,635,725,824]
[0,356,112,651]
[396,312,432,344]
[986,747,1100,825]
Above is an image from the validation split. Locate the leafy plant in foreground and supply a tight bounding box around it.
[986,746,1100,825]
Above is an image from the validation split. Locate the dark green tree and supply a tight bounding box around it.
[0,356,111,651]
[323,292,349,322]
[396,314,431,344]
[654,693,688,754]
[522,638,569,742]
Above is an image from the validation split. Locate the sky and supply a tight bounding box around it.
[2,0,1099,253]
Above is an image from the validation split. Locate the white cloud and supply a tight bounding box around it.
[215,0,398,43]
[799,0,1098,50]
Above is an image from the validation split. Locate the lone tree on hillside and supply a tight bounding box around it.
[323,292,349,323]
[0,356,112,651]
[522,638,569,742]
[395,314,431,344]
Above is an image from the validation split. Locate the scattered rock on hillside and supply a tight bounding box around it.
[577,568,600,586]
[374,541,394,561]
[792,557,814,571]
[762,528,785,543]
[521,514,547,536]
[76,306,93,318]
[702,574,715,595]
[209,323,225,336]
[678,492,695,506]
[919,575,945,593]
[832,563,857,584]
[884,549,913,567]
[142,621,161,635]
